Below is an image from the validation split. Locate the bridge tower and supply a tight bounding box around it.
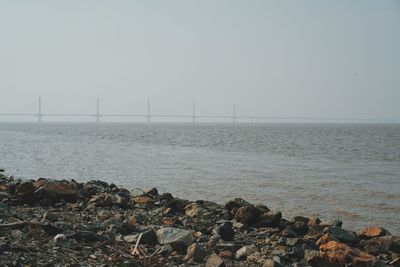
[37,96,43,122]
[147,98,151,123]
[96,97,100,123]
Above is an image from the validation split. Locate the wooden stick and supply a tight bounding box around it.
[0,221,26,229]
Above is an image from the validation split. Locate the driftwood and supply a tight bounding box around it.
[0,221,27,229]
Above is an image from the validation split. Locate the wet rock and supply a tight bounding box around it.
[212,223,235,241]
[205,253,225,267]
[184,243,206,263]
[235,244,258,260]
[233,205,262,225]
[358,226,391,239]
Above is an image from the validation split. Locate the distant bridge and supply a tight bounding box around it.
[0,97,398,123]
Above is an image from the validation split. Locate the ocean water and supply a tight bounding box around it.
[0,122,399,233]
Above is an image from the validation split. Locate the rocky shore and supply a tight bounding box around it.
[0,173,399,267]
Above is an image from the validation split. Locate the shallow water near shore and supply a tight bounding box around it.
[0,122,399,233]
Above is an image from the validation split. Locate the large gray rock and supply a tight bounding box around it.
[156,227,193,247]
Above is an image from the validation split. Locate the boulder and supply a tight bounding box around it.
[253,210,282,228]
[357,226,391,239]
[320,241,376,266]
[325,227,359,244]
[15,182,36,200]
[233,205,262,225]
[156,227,193,248]
[225,198,251,215]
[35,178,81,202]
[362,236,400,255]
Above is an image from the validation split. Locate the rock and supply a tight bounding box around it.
[253,210,282,228]
[205,253,225,267]
[156,227,193,249]
[185,203,207,218]
[325,226,359,244]
[235,244,258,260]
[165,198,190,213]
[303,249,325,266]
[35,178,81,202]
[73,231,107,242]
[184,243,206,263]
[33,187,57,201]
[316,232,340,246]
[139,228,157,246]
[123,234,138,243]
[53,234,66,243]
[224,198,251,216]
[212,223,235,241]
[320,241,376,266]
[131,196,153,205]
[215,242,241,254]
[96,210,113,221]
[144,187,158,196]
[15,182,36,200]
[262,259,282,267]
[362,236,400,255]
[358,226,391,239]
[233,205,262,225]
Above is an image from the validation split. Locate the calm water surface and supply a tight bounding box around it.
[1,122,399,233]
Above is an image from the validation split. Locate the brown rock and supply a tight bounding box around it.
[234,205,262,225]
[184,243,206,263]
[358,226,391,239]
[206,254,225,267]
[131,196,153,205]
[320,241,376,266]
[15,182,36,200]
[35,178,80,202]
[316,233,340,246]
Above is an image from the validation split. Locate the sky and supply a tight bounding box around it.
[0,0,399,122]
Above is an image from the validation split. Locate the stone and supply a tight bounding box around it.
[235,244,258,260]
[262,259,282,267]
[185,203,207,218]
[320,241,376,266]
[131,196,153,205]
[325,226,359,244]
[15,182,36,200]
[184,243,206,263]
[139,228,157,246]
[362,236,400,255]
[205,254,225,267]
[156,227,193,247]
[233,205,262,225]
[358,226,391,239]
[303,249,325,266]
[253,210,282,228]
[53,234,66,243]
[96,210,113,221]
[35,178,81,202]
[212,223,235,241]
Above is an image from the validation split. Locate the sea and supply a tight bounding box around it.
[0,122,399,234]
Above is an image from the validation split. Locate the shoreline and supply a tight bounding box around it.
[0,173,399,266]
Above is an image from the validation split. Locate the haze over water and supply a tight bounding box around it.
[1,122,399,234]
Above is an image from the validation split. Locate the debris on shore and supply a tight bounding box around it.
[0,173,398,266]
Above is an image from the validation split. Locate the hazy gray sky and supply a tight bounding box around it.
[0,0,399,121]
